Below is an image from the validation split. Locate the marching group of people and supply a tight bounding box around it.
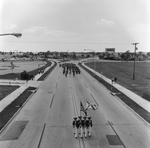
[72,116,92,139]
[61,63,81,77]
[59,62,94,139]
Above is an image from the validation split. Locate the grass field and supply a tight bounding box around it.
[80,62,150,123]
[0,60,46,75]
[0,86,36,131]
[0,85,19,101]
[85,61,150,99]
[0,60,52,80]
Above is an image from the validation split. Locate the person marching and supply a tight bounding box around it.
[83,116,87,138]
[75,116,80,138]
[88,117,92,137]
[72,117,77,137]
[78,116,83,138]
[85,116,89,138]
[81,117,85,139]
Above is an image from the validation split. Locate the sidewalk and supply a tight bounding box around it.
[0,61,54,113]
[82,62,150,113]
[0,81,41,113]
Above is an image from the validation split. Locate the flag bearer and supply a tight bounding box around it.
[88,117,92,137]
[85,117,89,138]
[83,116,87,138]
[78,116,83,138]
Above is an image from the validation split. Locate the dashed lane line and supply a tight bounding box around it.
[50,94,55,108]
[37,123,46,148]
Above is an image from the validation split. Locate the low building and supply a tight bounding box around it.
[105,48,115,54]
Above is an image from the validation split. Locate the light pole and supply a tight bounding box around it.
[0,33,22,38]
[132,43,139,80]
[0,33,22,70]
[84,49,96,76]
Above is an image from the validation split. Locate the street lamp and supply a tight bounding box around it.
[0,33,22,38]
[132,43,139,80]
[0,33,22,67]
[84,49,96,76]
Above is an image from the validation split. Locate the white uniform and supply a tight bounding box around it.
[78,116,83,138]
[88,117,92,137]
[72,118,77,138]
[80,118,83,138]
[85,118,89,138]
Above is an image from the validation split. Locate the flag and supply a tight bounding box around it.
[80,101,85,112]
[86,100,92,110]
[86,100,98,110]
[80,101,87,116]
[91,104,98,110]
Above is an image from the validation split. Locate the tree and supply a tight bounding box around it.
[120,53,125,61]
[73,52,76,59]
[20,70,30,80]
[81,53,84,58]
[120,51,131,61]
[125,50,131,61]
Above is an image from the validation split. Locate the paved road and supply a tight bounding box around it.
[0,62,150,148]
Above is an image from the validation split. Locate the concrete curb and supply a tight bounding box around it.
[113,93,150,128]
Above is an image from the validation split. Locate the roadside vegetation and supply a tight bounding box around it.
[0,86,36,131]
[84,61,150,101]
[79,62,150,124]
[0,85,19,101]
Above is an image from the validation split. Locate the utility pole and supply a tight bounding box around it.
[132,43,139,80]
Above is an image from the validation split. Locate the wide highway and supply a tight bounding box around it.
[0,61,150,148]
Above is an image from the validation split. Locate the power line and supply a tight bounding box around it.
[0,40,133,45]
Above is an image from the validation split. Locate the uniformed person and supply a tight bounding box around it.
[73,70,75,77]
[75,118,80,138]
[78,116,83,138]
[81,116,85,138]
[88,117,92,137]
[83,116,87,138]
[72,117,77,135]
[85,116,89,138]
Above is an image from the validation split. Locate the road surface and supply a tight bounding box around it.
[0,62,150,148]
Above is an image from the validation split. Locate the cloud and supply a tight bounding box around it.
[45,29,77,36]
[5,24,18,30]
[24,26,77,36]
[23,26,46,33]
[97,19,114,26]
[128,23,150,33]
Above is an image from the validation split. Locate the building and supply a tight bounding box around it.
[105,48,115,54]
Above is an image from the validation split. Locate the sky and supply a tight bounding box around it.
[0,0,150,53]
